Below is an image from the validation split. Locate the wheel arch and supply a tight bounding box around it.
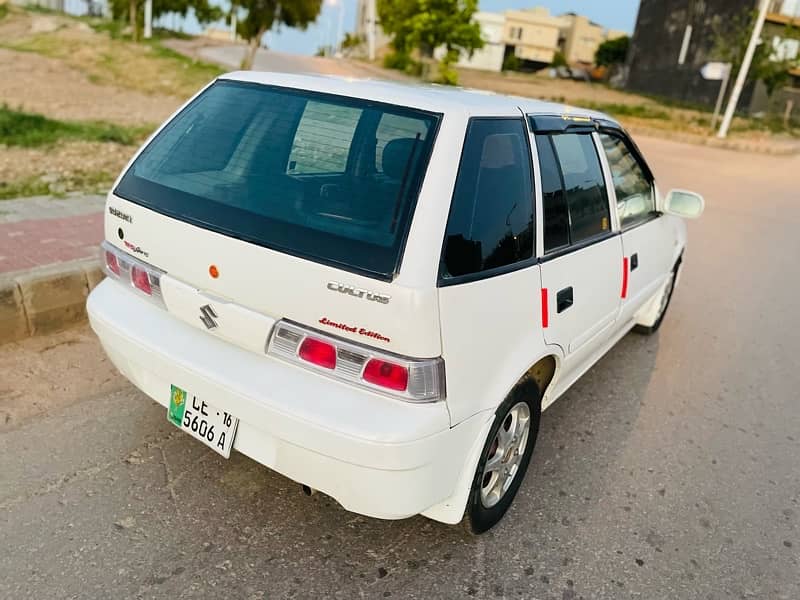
[422,352,561,525]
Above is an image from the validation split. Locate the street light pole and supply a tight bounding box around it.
[710,64,731,131]
[337,1,345,55]
[143,0,152,39]
[367,0,376,61]
[717,0,770,139]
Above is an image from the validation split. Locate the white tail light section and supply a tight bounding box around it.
[267,321,446,403]
[101,241,164,306]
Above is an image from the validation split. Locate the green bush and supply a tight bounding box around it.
[436,61,459,85]
[596,36,630,67]
[383,51,412,71]
[502,53,520,72]
[551,51,568,68]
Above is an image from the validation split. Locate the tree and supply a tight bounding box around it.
[714,9,799,98]
[108,0,221,41]
[341,32,363,50]
[377,0,483,85]
[236,0,322,69]
[595,35,630,67]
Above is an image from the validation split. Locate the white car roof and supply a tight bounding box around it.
[219,71,619,124]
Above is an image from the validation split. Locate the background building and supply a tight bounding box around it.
[355,2,627,73]
[557,12,627,66]
[625,0,800,113]
[502,7,562,68]
[435,12,506,72]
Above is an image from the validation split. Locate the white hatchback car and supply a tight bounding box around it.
[88,72,704,533]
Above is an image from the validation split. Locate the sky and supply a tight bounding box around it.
[168,0,642,57]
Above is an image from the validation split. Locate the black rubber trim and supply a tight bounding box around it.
[539,231,620,263]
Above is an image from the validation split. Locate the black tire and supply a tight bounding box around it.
[634,261,680,335]
[463,380,541,535]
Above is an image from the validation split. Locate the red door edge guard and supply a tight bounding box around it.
[541,288,549,328]
[621,257,630,299]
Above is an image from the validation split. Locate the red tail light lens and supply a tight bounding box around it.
[298,337,337,370]
[105,250,120,276]
[363,358,409,391]
[131,266,152,295]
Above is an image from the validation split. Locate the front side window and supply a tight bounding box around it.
[550,133,610,243]
[599,133,656,228]
[441,118,534,279]
[536,132,611,252]
[115,80,439,279]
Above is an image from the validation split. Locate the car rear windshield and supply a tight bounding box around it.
[115,80,440,279]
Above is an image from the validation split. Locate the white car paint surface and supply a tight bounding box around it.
[87,71,701,529]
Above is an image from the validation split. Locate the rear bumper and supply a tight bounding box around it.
[87,279,487,521]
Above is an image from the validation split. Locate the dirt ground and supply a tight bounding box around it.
[0,48,179,125]
[0,323,127,433]
[0,8,210,198]
[0,140,135,187]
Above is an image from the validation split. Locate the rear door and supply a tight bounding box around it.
[437,117,541,424]
[532,124,624,355]
[598,130,674,324]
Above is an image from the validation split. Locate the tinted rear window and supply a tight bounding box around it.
[115,80,440,279]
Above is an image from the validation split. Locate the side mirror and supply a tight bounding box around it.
[664,189,705,219]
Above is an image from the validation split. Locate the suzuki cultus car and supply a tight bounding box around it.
[88,72,704,533]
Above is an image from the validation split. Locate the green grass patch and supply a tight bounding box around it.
[0,106,153,147]
[579,101,672,121]
[145,40,223,79]
[0,170,115,200]
[0,3,9,20]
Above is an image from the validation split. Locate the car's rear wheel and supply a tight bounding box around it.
[463,381,541,535]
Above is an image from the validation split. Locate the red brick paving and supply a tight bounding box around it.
[0,212,103,275]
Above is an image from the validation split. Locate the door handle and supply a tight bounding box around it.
[556,287,573,313]
[631,253,639,271]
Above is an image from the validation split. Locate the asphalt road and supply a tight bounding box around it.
[1,56,799,600]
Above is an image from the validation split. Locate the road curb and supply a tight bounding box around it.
[0,258,103,344]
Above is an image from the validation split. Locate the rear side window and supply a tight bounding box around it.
[115,80,439,280]
[536,133,611,252]
[441,118,534,279]
[599,133,656,228]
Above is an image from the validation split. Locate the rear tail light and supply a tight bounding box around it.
[101,241,164,305]
[267,321,445,403]
[363,358,408,391]
[104,250,120,276]
[298,337,337,370]
[131,265,153,295]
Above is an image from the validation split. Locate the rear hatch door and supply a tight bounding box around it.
[106,77,442,359]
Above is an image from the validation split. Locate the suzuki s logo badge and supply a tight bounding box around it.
[199,304,218,329]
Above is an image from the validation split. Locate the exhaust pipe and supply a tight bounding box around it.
[301,484,317,496]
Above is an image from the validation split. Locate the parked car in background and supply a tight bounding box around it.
[88,72,704,533]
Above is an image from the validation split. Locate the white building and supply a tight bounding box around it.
[435,12,506,72]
